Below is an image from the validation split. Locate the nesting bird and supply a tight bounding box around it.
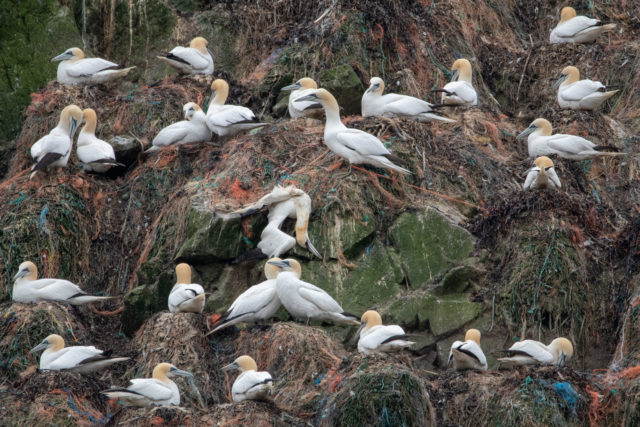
[30,334,128,374]
[498,337,574,367]
[168,263,205,313]
[295,89,410,174]
[13,261,114,305]
[361,77,455,123]
[30,104,83,179]
[448,329,488,371]
[550,6,616,44]
[206,259,284,335]
[523,156,561,190]
[556,66,618,110]
[157,37,214,75]
[268,259,360,325]
[76,108,123,173]
[433,59,478,106]
[357,310,414,355]
[52,48,135,85]
[147,102,211,153]
[233,185,321,259]
[102,363,193,407]
[281,77,322,119]
[222,355,274,402]
[206,79,266,137]
[517,118,624,160]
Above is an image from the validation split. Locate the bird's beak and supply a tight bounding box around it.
[14,269,29,280]
[267,260,289,268]
[221,362,238,372]
[30,341,49,353]
[306,239,321,258]
[516,125,536,140]
[554,74,567,88]
[558,353,567,368]
[170,367,194,378]
[52,51,72,62]
[281,82,302,92]
[450,69,459,82]
[207,48,215,60]
[355,322,366,337]
[366,83,380,93]
[70,117,79,137]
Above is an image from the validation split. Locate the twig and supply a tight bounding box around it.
[516,34,534,102]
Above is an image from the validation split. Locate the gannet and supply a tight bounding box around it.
[233,185,321,259]
[147,102,212,153]
[222,355,273,402]
[30,334,128,374]
[157,37,214,75]
[206,259,284,335]
[281,77,321,118]
[498,337,574,367]
[76,108,123,173]
[556,66,618,110]
[432,59,478,106]
[357,310,414,355]
[517,118,624,160]
[447,329,488,371]
[268,259,360,325]
[102,363,193,407]
[550,7,616,44]
[362,77,455,123]
[295,89,410,174]
[168,263,205,313]
[13,261,114,305]
[30,104,83,179]
[523,156,561,190]
[206,79,266,137]
[52,48,135,85]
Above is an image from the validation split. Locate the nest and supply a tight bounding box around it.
[128,312,213,409]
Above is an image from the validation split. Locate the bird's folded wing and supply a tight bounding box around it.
[547,168,562,188]
[169,47,210,70]
[547,134,595,154]
[523,168,538,189]
[336,129,391,156]
[153,124,189,147]
[66,58,119,77]
[561,80,603,101]
[128,379,173,401]
[297,282,343,312]
[207,107,256,127]
[554,17,600,38]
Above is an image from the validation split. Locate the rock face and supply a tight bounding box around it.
[389,209,475,289]
[318,65,365,115]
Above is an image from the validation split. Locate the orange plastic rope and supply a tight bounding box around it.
[351,165,489,214]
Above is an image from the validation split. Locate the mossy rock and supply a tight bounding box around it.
[177,208,265,262]
[389,209,475,289]
[303,207,377,260]
[318,64,365,115]
[122,268,174,335]
[387,292,483,338]
[109,136,142,166]
[432,264,483,296]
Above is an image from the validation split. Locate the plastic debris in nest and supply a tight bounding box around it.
[214,322,348,415]
[0,302,89,379]
[3,370,111,426]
